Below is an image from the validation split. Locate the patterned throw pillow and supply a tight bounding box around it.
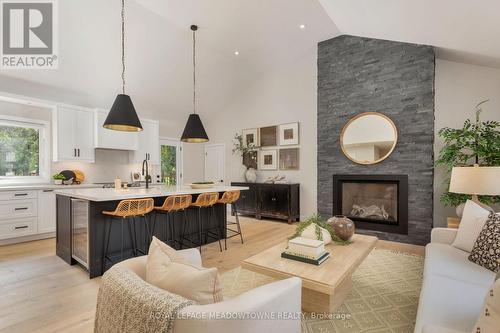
[468,213,500,273]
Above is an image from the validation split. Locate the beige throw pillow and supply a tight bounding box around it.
[452,200,490,253]
[472,278,500,333]
[146,237,223,304]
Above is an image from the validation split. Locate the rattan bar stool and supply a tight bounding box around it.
[153,194,192,249]
[217,190,243,250]
[102,198,154,271]
[183,192,221,252]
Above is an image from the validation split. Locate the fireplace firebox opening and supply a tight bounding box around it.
[333,175,408,235]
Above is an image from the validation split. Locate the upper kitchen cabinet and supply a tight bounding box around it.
[129,119,160,165]
[53,105,95,162]
[94,109,138,150]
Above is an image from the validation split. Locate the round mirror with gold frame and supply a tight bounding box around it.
[340,112,398,165]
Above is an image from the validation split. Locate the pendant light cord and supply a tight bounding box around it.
[192,27,196,114]
[121,0,126,94]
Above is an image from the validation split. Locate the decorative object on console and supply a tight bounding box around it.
[279,148,299,170]
[245,168,257,183]
[340,112,397,165]
[290,214,350,244]
[327,215,355,241]
[259,126,277,147]
[468,212,500,273]
[232,133,258,170]
[436,100,500,217]
[181,25,209,143]
[449,164,500,214]
[259,149,277,170]
[264,175,286,184]
[103,0,142,132]
[242,151,257,169]
[279,122,299,145]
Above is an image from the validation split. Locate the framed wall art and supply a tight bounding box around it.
[242,128,258,147]
[259,149,278,170]
[279,148,299,170]
[279,122,299,145]
[259,126,277,147]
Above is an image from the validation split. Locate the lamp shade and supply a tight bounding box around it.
[181,113,209,143]
[103,94,143,132]
[449,166,500,196]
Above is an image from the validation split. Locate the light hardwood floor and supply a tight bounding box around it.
[0,217,424,333]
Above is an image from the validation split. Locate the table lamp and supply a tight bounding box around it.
[449,164,500,213]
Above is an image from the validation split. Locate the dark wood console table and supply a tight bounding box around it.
[231,182,300,223]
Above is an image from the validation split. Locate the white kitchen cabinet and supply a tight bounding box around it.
[37,189,56,233]
[0,190,38,240]
[129,119,160,165]
[53,105,95,162]
[94,109,138,150]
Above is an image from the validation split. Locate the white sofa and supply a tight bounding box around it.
[115,248,302,333]
[414,228,496,333]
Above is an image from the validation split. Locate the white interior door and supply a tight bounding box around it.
[204,144,225,184]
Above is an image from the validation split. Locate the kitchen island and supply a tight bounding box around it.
[55,185,248,278]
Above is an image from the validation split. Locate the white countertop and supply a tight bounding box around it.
[54,185,249,202]
[0,183,102,192]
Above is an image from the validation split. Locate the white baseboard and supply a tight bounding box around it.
[0,232,55,246]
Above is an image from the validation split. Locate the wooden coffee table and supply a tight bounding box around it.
[242,234,378,313]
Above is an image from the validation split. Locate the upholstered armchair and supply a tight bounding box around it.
[113,248,302,333]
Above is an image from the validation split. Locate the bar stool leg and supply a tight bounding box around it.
[234,202,244,244]
[213,206,223,252]
[198,207,203,252]
[127,217,137,257]
[180,210,188,249]
[120,218,125,261]
[102,217,112,272]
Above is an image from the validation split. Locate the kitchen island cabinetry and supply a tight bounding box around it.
[55,185,247,278]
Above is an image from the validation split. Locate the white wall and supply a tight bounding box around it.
[434,59,500,226]
[204,49,318,219]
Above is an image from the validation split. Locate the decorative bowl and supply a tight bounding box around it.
[327,215,355,241]
[189,182,215,189]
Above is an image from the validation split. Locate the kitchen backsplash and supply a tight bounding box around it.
[52,149,160,184]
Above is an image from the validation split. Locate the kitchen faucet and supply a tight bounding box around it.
[142,157,150,189]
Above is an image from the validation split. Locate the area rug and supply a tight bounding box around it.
[220,249,424,333]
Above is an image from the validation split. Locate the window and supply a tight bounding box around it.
[0,117,49,184]
[160,138,182,186]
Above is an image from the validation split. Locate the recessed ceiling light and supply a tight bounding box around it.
[234,51,239,55]
[299,24,306,29]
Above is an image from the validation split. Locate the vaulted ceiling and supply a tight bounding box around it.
[1,0,499,127]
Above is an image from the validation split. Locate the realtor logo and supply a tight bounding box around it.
[1,0,58,69]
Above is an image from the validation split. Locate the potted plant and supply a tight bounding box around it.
[52,173,65,185]
[436,100,500,216]
[232,133,259,182]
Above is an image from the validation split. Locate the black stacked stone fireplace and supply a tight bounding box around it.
[333,175,408,235]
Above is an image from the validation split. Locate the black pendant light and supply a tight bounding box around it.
[103,0,143,132]
[181,25,209,143]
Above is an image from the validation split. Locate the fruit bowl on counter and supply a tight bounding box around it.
[189,182,215,189]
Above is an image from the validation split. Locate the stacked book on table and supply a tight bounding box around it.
[281,237,330,265]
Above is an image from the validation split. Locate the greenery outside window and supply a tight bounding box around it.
[0,116,50,184]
